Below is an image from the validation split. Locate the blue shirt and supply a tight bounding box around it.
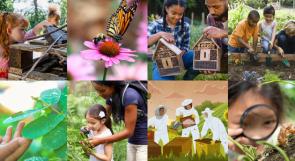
[107,87,147,145]
[148,18,190,52]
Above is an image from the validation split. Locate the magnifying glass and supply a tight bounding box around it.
[235,104,279,141]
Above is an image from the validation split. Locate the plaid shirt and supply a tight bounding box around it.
[148,18,190,52]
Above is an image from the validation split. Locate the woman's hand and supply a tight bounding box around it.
[89,137,104,147]
[0,122,32,161]
[159,32,175,43]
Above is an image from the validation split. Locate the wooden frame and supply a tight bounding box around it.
[193,35,222,71]
[153,38,184,77]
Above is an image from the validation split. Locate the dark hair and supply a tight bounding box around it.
[248,10,260,20]
[86,104,113,134]
[229,81,283,122]
[91,81,127,123]
[263,5,275,16]
[162,0,187,32]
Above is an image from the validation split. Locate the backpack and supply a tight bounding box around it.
[111,81,148,122]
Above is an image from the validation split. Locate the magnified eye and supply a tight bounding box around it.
[263,120,276,126]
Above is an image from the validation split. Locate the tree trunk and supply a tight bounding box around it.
[33,0,38,21]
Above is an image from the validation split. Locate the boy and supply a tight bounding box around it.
[228,10,260,54]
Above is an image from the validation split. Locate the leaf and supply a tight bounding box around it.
[3,108,45,124]
[54,143,67,159]
[58,87,67,114]
[24,156,48,161]
[40,88,62,105]
[22,113,65,139]
[42,121,66,150]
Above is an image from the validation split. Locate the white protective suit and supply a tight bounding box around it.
[175,99,200,151]
[148,105,169,145]
[201,108,228,153]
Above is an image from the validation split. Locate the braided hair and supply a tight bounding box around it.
[162,0,187,33]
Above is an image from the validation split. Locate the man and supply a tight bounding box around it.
[203,0,228,73]
[175,99,200,150]
[201,108,228,153]
[148,105,169,145]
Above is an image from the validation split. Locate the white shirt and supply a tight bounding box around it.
[89,128,114,161]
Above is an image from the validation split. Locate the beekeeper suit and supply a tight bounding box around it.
[148,105,169,145]
[201,108,228,153]
[175,99,200,150]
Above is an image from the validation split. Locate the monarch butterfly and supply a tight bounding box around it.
[94,0,139,44]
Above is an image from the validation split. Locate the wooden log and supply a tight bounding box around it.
[8,71,66,80]
[229,53,295,63]
[10,43,67,56]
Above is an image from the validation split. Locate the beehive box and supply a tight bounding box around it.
[195,138,222,157]
[148,140,161,158]
[163,137,192,156]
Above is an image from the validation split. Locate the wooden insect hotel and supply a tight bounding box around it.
[193,35,221,71]
[153,38,184,77]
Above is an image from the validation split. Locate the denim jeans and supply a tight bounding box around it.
[152,50,194,80]
[228,45,247,53]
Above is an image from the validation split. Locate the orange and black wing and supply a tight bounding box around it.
[106,0,139,41]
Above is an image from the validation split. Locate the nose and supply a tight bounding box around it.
[208,7,215,15]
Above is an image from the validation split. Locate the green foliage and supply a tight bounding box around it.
[1,87,68,161]
[24,9,47,30]
[228,136,258,161]
[0,0,13,12]
[67,82,127,161]
[245,0,267,9]
[280,0,294,6]
[228,4,251,34]
[60,0,67,25]
[190,22,206,48]
[194,73,229,80]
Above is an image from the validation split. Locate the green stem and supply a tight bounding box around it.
[103,68,108,80]
[257,141,290,161]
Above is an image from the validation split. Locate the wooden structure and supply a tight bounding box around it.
[148,140,162,158]
[229,52,295,63]
[193,35,221,71]
[153,38,184,77]
[163,137,192,156]
[180,115,195,128]
[9,42,66,80]
[195,138,222,157]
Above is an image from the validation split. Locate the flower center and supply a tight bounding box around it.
[98,41,120,57]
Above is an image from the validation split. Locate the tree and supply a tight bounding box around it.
[0,0,14,12]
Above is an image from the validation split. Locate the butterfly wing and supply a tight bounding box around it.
[106,0,139,41]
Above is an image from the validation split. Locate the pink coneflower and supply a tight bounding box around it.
[67,54,96,80]
[80,39,137,68]
[107,62,147,80]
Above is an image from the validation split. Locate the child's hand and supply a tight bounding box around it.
[0,122,32,161]
[159,32,175,43]
[247,47,255,54]
[277,47,285,57]
[269,42,273,50]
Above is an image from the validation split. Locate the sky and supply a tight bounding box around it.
[148,81,228,119]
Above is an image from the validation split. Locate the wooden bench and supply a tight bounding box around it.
[9,43,66,80]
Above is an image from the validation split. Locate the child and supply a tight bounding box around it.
[259,5,277,54]
[274,20,295,55]
[47,4,61,26]
[148,0,197,80]
[0,12,50,79]
[228,10,260,54]
[85,104,113,161]
[228,81,283,157]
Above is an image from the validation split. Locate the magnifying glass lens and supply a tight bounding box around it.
[241,105,278,140]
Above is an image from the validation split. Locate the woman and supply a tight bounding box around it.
[90,81,147,161]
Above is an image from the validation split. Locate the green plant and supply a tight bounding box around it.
[2,87,67,161]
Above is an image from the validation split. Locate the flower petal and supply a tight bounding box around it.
[80,49,102,60]
[110,58,120,64]
[84,41,97,49]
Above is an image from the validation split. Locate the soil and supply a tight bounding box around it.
[229,61,295,81]
[258,134,295,161]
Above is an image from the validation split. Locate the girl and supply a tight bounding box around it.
[148,0,197,80]
[85,104,113,161]
[259,5,277,54]
[274,20,295,55]
[90,81,147,161]
[47,4,61,26]
[0,12,51,79]
[228,81,284,159]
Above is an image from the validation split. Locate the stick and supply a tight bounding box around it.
[21,35,63,80]
[26,24,67,41]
